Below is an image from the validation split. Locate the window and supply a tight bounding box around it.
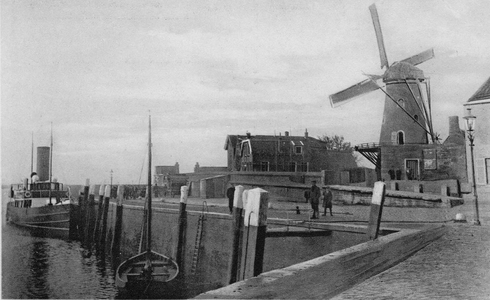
[289,162,297,172]
[398,99,405,108]
[397,131,405,145]
[261,161,270,172]
[486,158,490,184]
[295,146,303,154]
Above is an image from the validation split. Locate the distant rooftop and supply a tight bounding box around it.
[468,76,490,103]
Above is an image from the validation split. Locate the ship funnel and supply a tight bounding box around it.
[36,147,50,181]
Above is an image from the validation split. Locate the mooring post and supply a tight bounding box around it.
[111,185,125,258]
[176,185,189,272]
[367,181,386,240]
[240,188,268,280]
[99,185,111,247]
[83,184,96,246]
[78,179,90,241]
[93,184,105,244]
[228,185,244,284]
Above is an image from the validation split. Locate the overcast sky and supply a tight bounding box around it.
[2,0,489,185]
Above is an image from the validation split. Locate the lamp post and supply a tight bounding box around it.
[463,108,481,226]
[110,169,113,197]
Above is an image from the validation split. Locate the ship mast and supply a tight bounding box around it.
[31,132,34,174]
[146,112,152,258]
[49,123,53,205]
[30,132,34,184]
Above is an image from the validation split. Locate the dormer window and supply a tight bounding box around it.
[291,140,304,155]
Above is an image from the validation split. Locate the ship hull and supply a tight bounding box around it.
[116,250,180,298]
[6,202,79,240]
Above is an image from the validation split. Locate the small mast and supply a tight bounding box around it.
[146,112,153,256]
[49,123,53,205]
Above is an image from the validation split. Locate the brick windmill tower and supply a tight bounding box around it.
[329,4,436,174]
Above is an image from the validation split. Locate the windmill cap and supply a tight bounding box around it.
[384,61,424,82]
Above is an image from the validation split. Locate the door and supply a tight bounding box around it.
[405,159,419,180]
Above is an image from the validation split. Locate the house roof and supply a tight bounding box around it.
[468,76,490,103]
[224,135,246,150]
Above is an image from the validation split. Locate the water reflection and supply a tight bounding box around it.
[2,196,119,299]
[28,241,51,299]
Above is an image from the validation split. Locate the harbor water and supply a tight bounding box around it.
[2,187,368,299]
[2,187,121,299]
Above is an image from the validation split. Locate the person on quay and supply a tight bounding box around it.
[226,184,235,214]
[309,181,321,219]
[322,186,333,216]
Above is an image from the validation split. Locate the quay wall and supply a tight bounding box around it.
[196,225,447,299]
[102,202,234,297]
[329,185,464,208]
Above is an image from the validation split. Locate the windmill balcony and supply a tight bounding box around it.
[354,143,381,170]
[354,143,380,151]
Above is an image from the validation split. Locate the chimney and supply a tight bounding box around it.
[444,116,465,145]
[285,131,289,137]
[175,162,180,174]
[36,147,50,181]
[448,116,461,136]
[305,128,308,138]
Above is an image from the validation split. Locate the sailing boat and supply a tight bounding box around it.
[115,114,179,293]
[6,126,78,239]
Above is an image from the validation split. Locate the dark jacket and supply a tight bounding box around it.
[310,185,321,204]
[227,187,235,199]
[322,190,333,208]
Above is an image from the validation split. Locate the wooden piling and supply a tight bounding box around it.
[79,179,90,241]
[83,184,96,246]
[99,185,111,247]
[176,185,189,272]
[240,188,268,280]
[111,185,125,258]
[367,181,386,240]
[228,185,244,284]
[93,184,105,244]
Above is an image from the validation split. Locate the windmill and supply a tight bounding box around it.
[329,3,436,171]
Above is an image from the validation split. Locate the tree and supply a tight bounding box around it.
[318,134,352,151]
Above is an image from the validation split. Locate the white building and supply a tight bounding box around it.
[464,76,490,197]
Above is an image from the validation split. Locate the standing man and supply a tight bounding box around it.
[309,181,321,219]
[322,187,333,216]
[226,184,235,214]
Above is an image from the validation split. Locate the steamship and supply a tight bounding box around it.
[6,146,79,239]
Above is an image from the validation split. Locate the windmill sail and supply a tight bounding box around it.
[329,78,381,107]
[369,4,389,69]
[401,48,435,66]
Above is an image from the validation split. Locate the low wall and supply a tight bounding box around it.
[385,179,461,197]
[195,225,447,299]
[200,175,228,199]
[329,185,464,208]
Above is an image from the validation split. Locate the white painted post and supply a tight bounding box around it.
[367,182,386,240]
[228,185,244,284]
[241,188,269,280]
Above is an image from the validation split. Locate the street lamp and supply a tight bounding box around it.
[110,169,114,196]
[463,108,480,226]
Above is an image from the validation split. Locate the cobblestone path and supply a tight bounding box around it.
[331,224,490,300]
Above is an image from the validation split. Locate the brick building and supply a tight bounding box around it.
[224,130,358,173]
[154,163,180,186]
[464,76,490,194]
[356,116,467,184]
